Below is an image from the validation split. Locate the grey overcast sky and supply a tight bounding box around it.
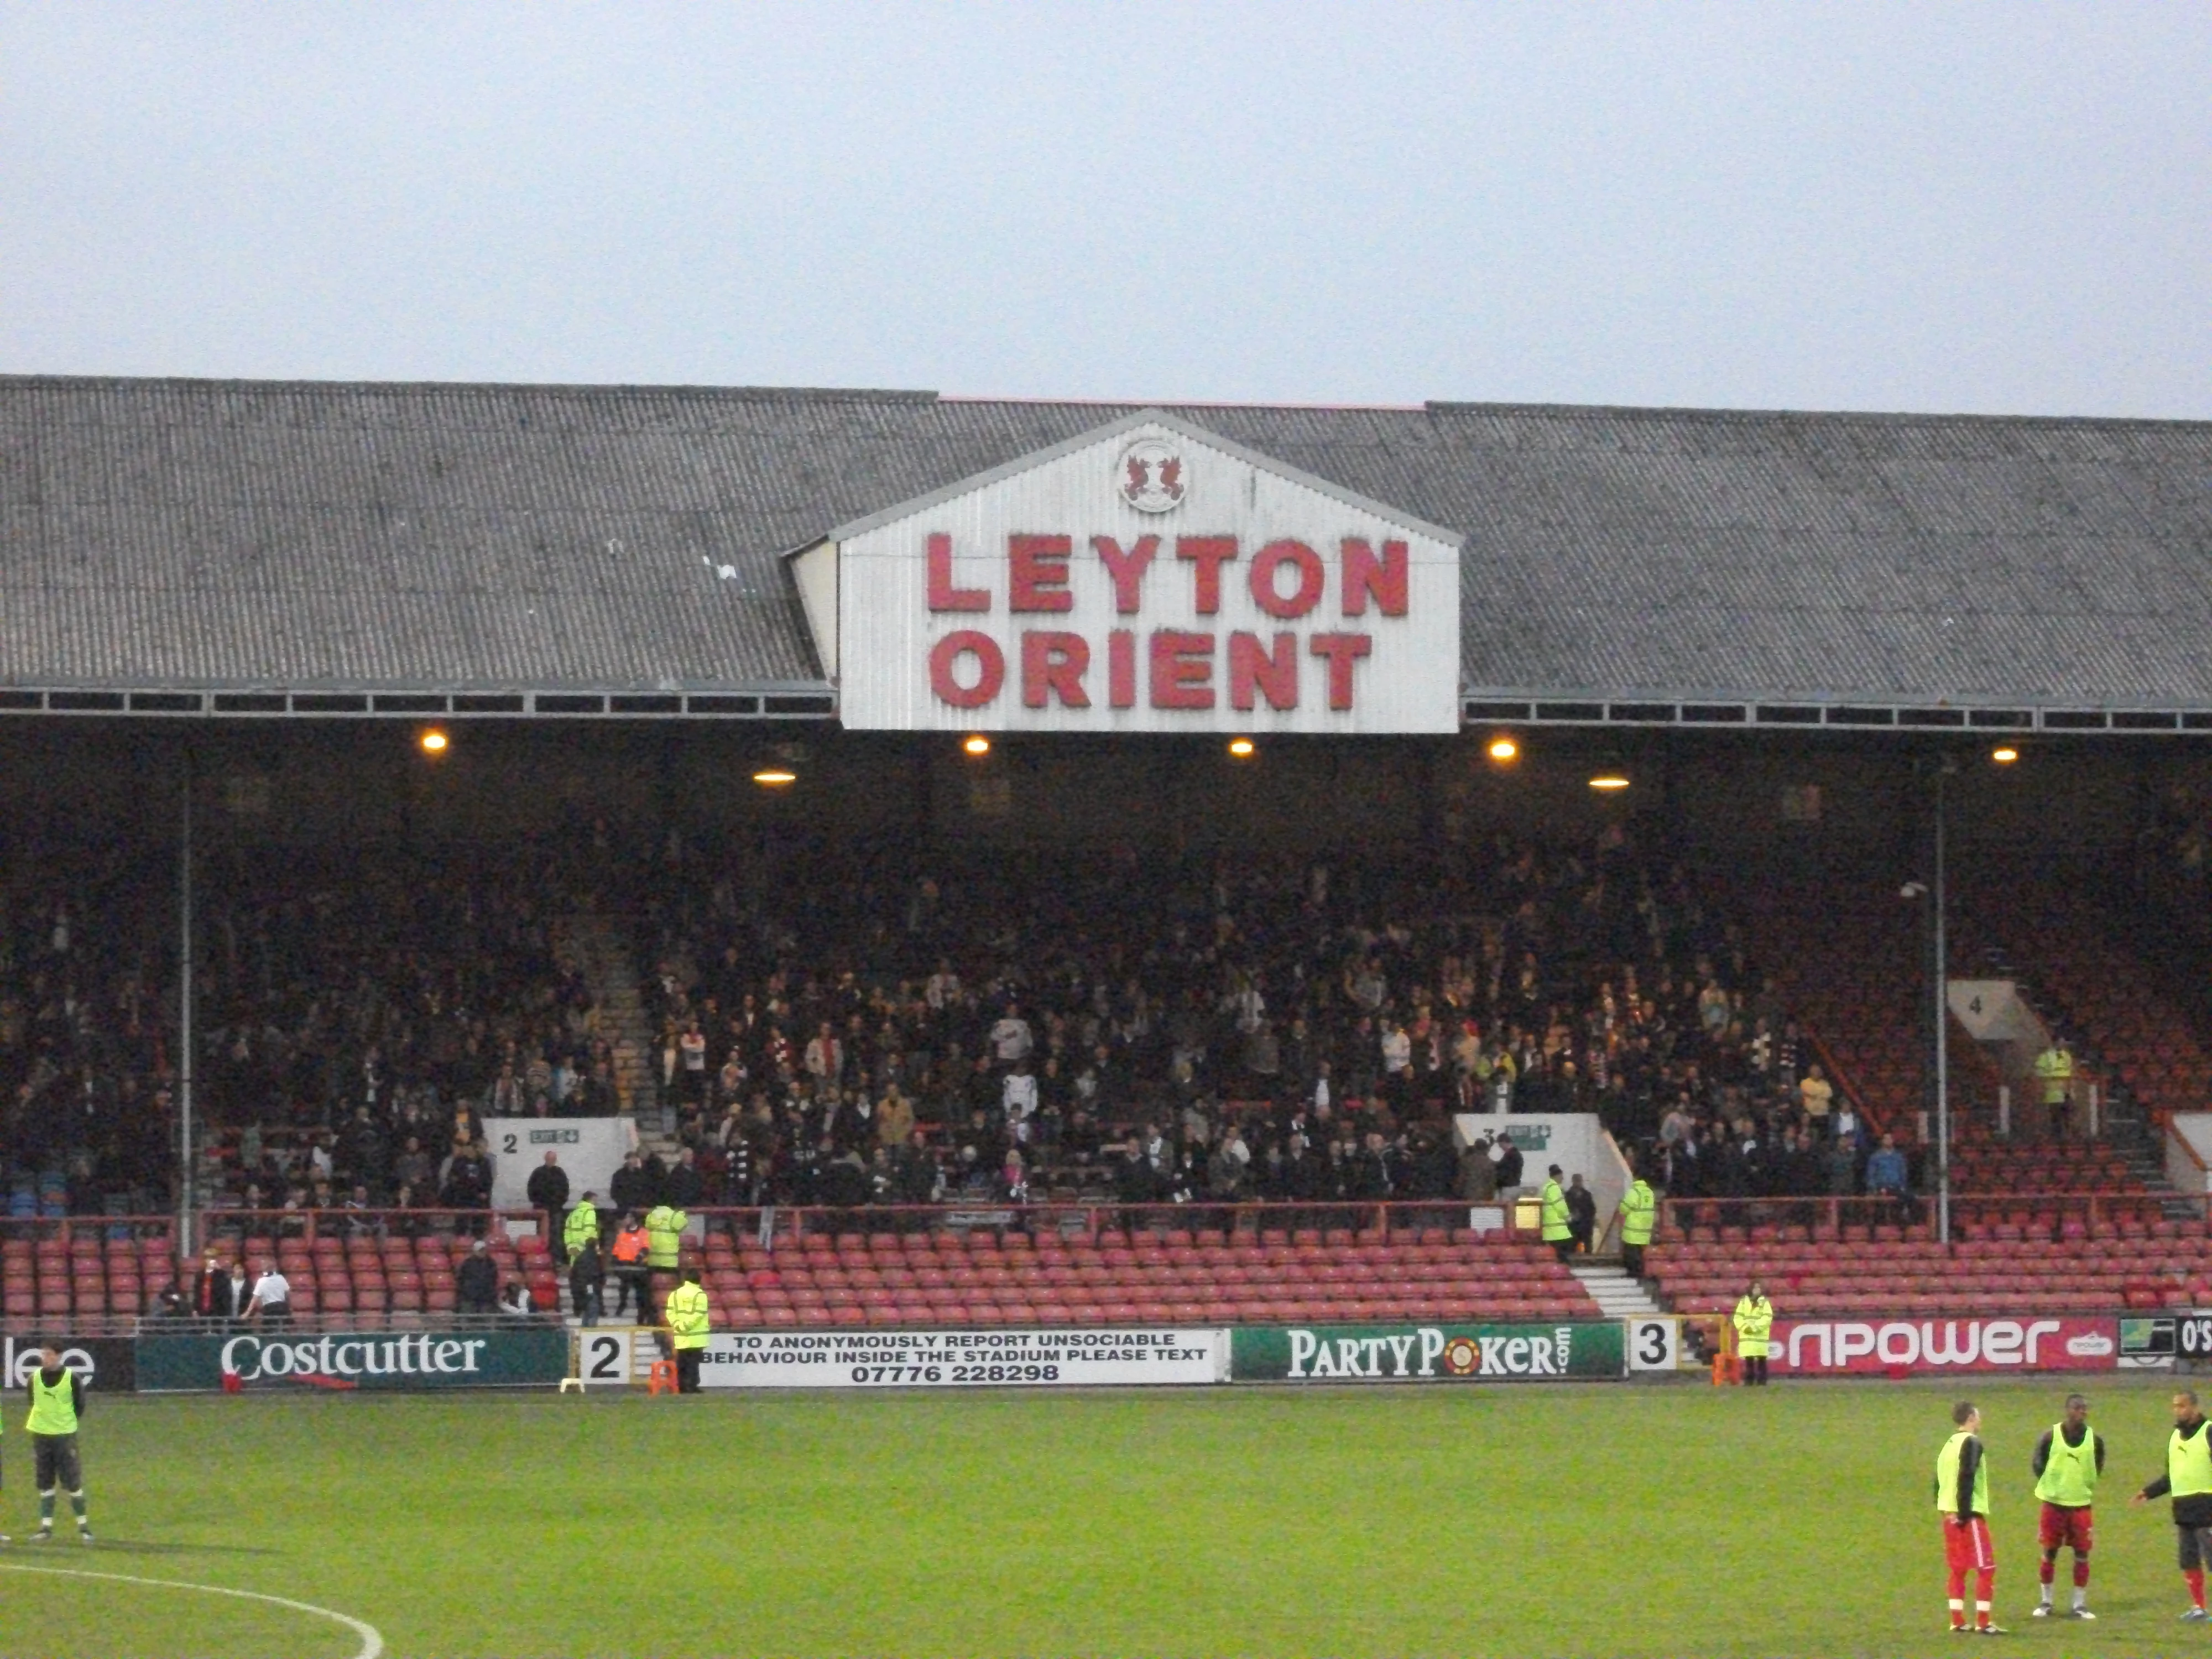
[3,3,2208,416]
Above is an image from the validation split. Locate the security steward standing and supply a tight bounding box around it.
[664,1266,711,1395]
[1538,1165,1573,1263]
[608,1212,652,1322]
[1732,1278,1774,1386]
[2133,1387,2212,1621]
[643,1201,689,1327]
[25,1347,90,1544]
[562,1188,602,1265]
[2033,1037,2076,1139]
[1616,1164,1657,1279]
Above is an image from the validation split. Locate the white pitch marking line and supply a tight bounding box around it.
[0,1561,384,1658]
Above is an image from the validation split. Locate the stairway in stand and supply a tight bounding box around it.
[554,911,667,1152]
[1571,1261,1664,1319]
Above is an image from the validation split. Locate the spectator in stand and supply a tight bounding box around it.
[441,1140,493,1234]
[895,1130,941,1207]
[218,1257,253,1324]
[663,1146,704,1210]
[526,1152,570,1253]
[569,1234,605,1326]
[498,1280,535,1318]
[1459,1135,1499,1202]
[990,1003,1033,1066]
[609,1151,656,1216]
[1566,1173,1598,1254]
[457,1240,499,1314]
[394,1137,433,1197]
[678,1019,709,1103]
[1824,1129,1860,1198]
[1867,1133,1913,1219]
[1493,1136,1525,1197]
[244,1259,292,1330]
[1799,1063,1835,1131]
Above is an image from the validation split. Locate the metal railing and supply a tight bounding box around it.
[1658,1191,2198,1238]
[190,1198,1509,1248]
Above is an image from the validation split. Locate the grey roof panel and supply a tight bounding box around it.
[2,377,2212,708]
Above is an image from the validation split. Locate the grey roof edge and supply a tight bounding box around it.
[1457,682,2212,712]
[1424,397,2212,431]
[817,406,1469,549]
[0,675,836,695]
[0,373,938,404]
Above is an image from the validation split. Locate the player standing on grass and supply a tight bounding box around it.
[24,1347,90,1545]
[2132,1387,2212,1620]
[1936,1399,2002,1635]
[2029,1392,2100,1619]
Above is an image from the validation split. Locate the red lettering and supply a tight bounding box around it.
[1021,631,1091,709]
[928,631,1005,709]
[927,533,989,613]
[1249,540,1326,620]
[1229,631,1299,711]
[1175,536,1239,616]
[1150,630,1215,710]
[1341,538,1408,617]
[1108,629,1136,709]
[1091,535,1159,615]
[1008,534,1073,613]
[1308,632,1373,711]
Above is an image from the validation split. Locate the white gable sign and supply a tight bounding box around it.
[821,415,1462,734]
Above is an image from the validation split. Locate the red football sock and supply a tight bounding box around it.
[1975,1568,1996,1624]
[2188,1568,2205,1610]
[2074,1557,2090,1590]
[1947,1568,1968,1626]
[2038,1554,2056,1586]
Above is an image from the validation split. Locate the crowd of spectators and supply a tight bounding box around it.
[633,828,1906,1217]
[0,853,179,1213]
[2,825,1939,1229]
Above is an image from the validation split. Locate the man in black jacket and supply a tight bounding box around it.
[1564,1173,1598,1254]
[456,1240,499,1315]
[525,1153,570,1259]
[661,1146,704,1209]
[2134,1388,2212,1620]
[609,1152,657,1217]
[567,1237,605,1327]
[1493,1139,1525,1196]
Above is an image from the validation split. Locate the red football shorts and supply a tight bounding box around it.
[2038,1503,2093,1554]
[1944,1516,1995,1573]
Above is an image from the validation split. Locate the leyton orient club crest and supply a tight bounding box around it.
[1117,437,1186,514]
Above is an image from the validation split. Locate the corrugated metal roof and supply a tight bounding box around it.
[2,376,2209,707]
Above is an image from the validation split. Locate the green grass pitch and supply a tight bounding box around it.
[5,1378,2211,1658]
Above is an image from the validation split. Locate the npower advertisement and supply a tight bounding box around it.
[1770,1316,2119,1375]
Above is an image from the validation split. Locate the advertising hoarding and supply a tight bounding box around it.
[1233,1321,1624,1383]
[137,1327,570,1392]
[699,1328,1227,1389]
[1771,1316,2117,1375]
